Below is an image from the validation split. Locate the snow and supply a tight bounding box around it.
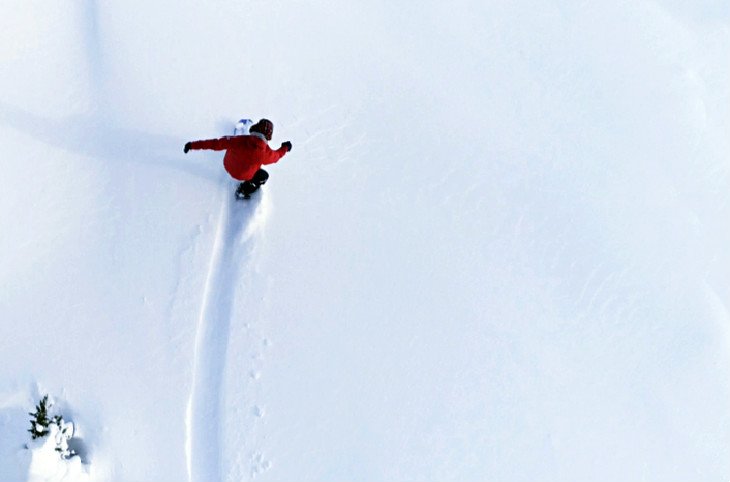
[25,424,88,482]
[1,0,729,481]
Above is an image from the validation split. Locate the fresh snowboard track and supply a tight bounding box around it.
[186,185,266,482]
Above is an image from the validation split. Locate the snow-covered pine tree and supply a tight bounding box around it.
[53,415,75,457]
[28,395,52,439]
[27,395,77,458]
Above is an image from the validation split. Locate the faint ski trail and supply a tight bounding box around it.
[186,185,266,482]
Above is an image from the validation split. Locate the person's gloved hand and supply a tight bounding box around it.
[184,142,192,154]
[282,141,292,152]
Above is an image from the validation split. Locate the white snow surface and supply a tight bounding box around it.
[1,1,730,481]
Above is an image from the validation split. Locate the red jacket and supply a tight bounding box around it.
[189,135,288,181]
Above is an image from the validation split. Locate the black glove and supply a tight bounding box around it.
[184,142,192,154]
[282,141,292,152]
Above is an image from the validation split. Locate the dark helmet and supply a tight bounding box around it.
[250,119,274,141]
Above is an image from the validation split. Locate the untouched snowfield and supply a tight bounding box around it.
[1,1,729,481]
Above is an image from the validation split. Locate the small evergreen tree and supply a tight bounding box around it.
[28,395,52,439]
[27,395,76,459]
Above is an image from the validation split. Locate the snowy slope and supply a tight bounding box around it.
[1,1,730,481]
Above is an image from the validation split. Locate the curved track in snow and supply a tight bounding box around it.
[186,187,265,482]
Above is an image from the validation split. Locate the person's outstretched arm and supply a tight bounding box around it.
[262,141,292,165]
[184,137,236,153]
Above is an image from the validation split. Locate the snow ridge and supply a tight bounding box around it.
[186,187,267,482]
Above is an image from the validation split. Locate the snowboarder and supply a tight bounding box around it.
[184,119,292,199]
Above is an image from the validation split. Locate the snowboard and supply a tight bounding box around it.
[234,118,253,136]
